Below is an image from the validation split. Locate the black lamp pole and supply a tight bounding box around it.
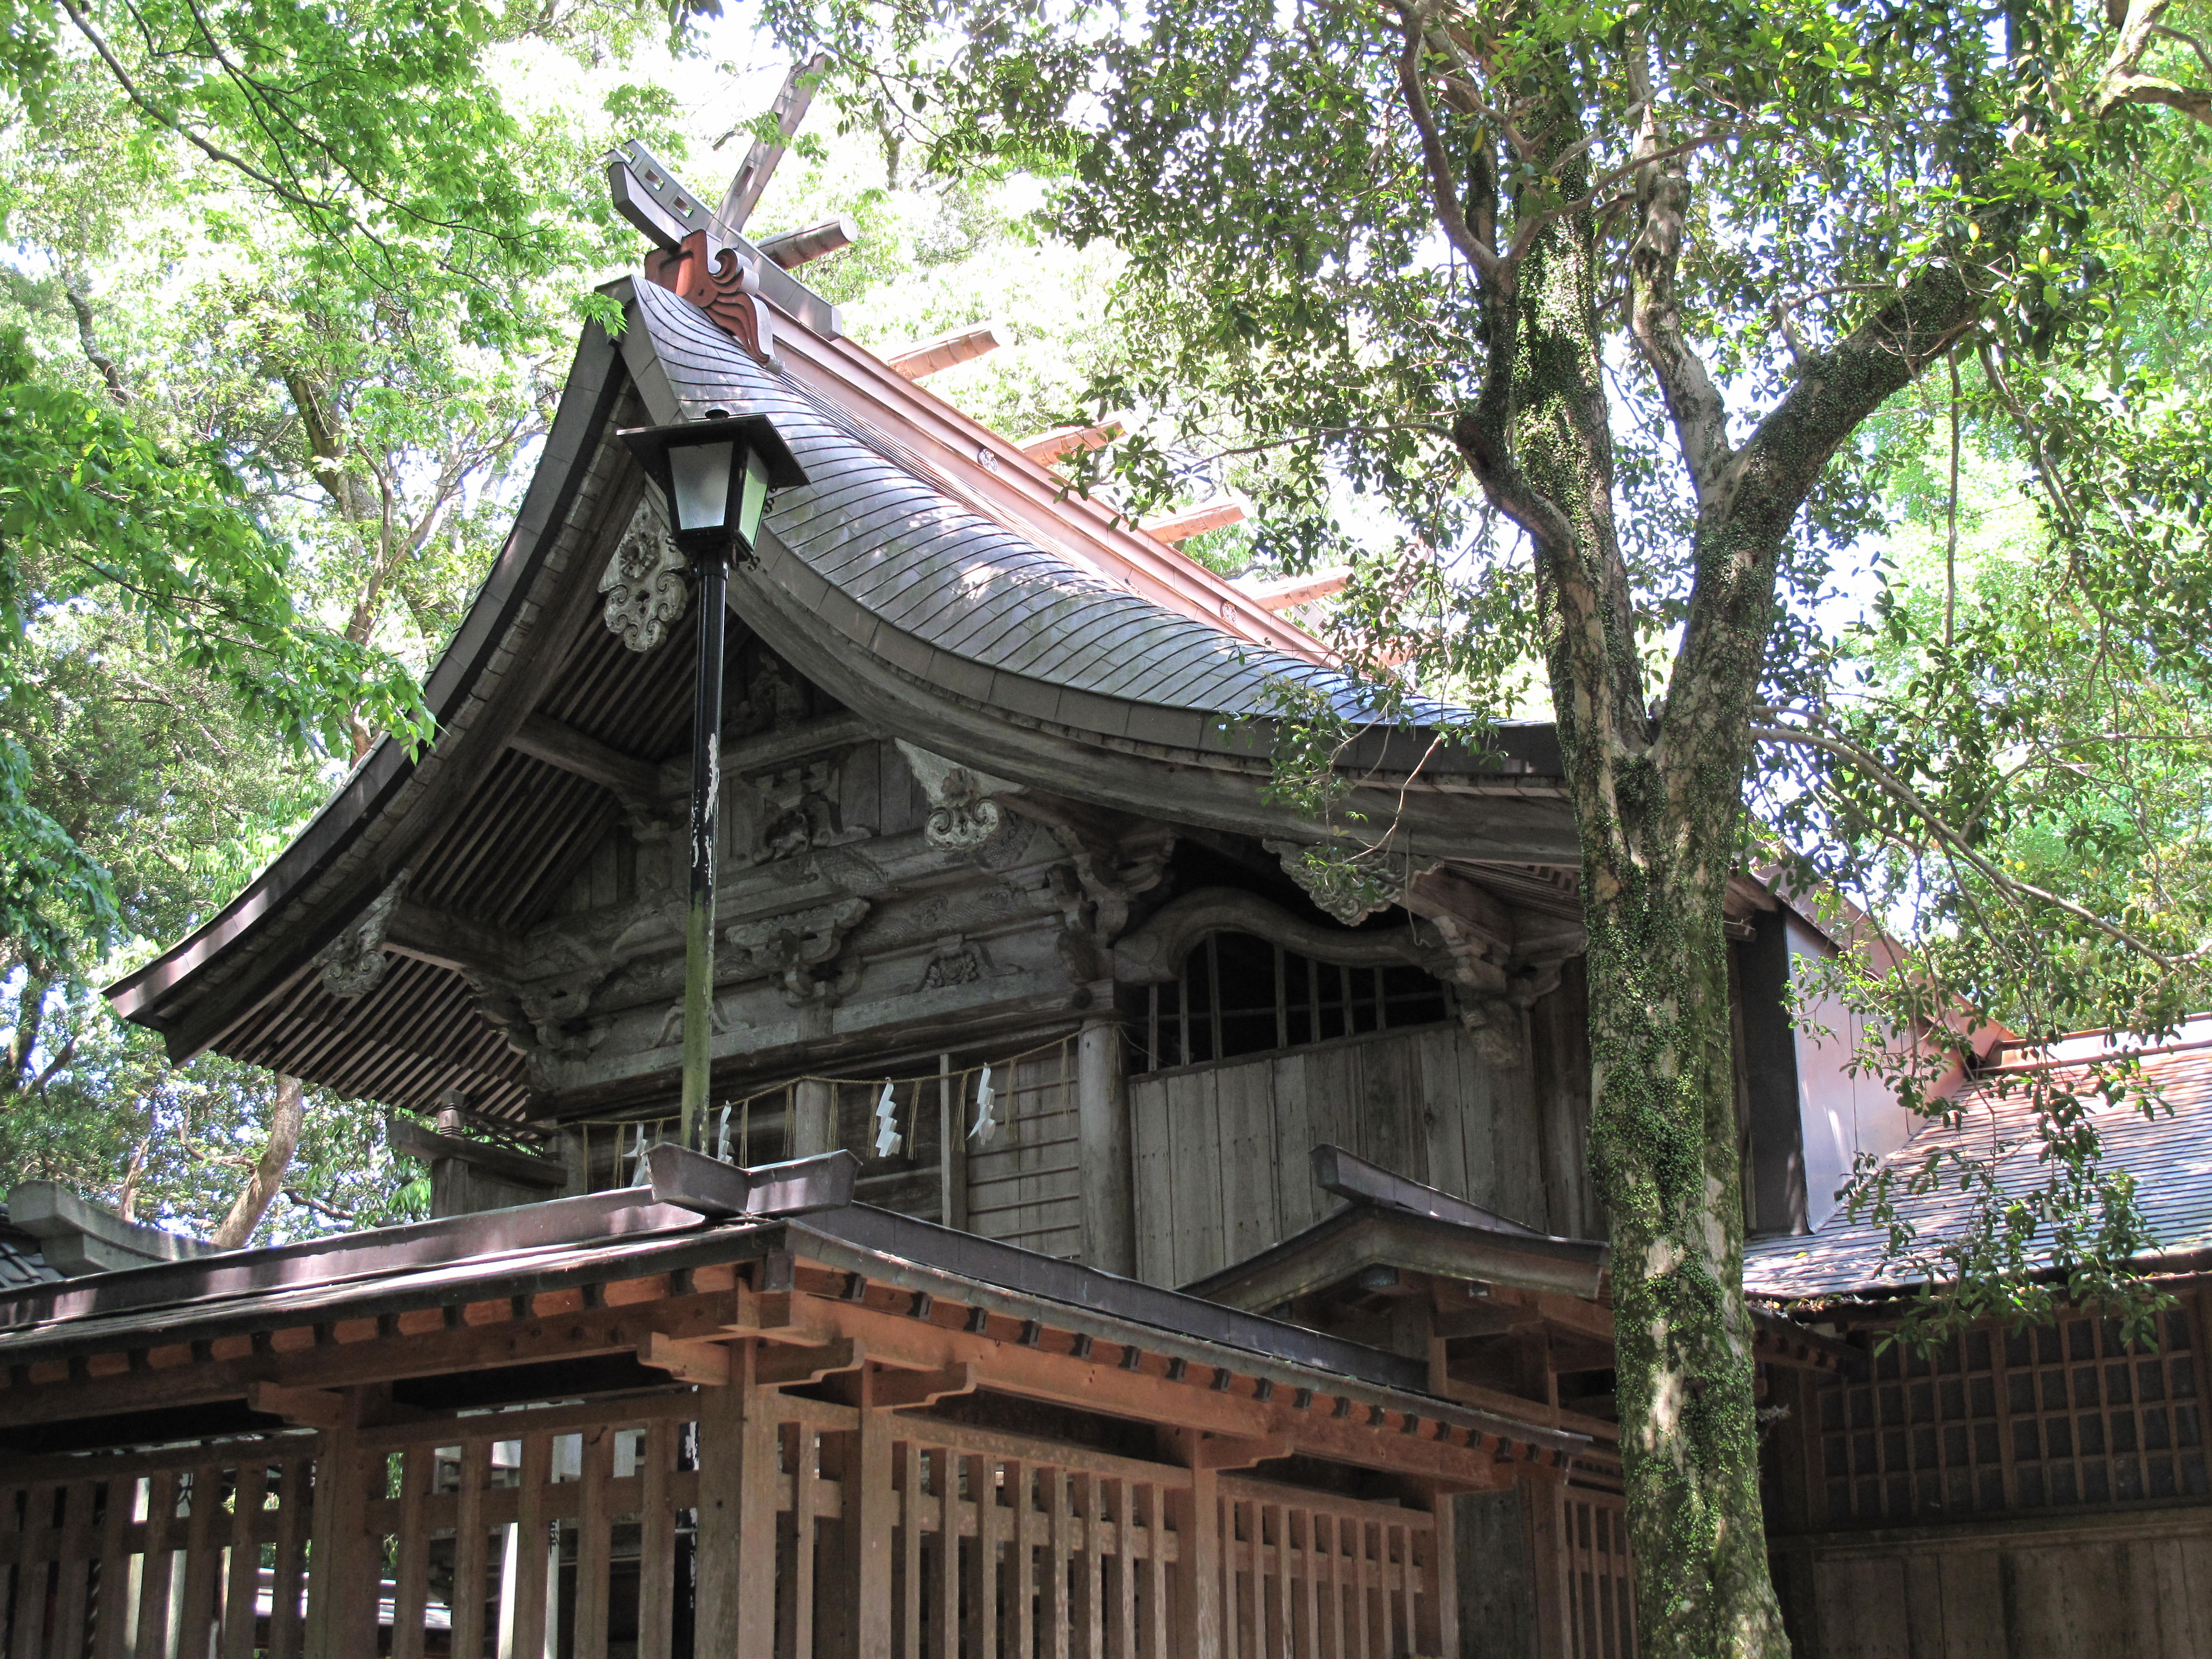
[681,543,728,1150]
[622,413,807,1154]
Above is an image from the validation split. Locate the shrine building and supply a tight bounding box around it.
[0,98,2204,1659]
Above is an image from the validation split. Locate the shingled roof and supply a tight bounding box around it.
[1745,1023,2212,1304]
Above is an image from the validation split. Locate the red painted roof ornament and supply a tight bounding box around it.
[644,231,775,363]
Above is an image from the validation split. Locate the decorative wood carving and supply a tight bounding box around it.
[895,740,1025,851]
[726,896,871,1004]
[1261,838,1410,926]
[919,935,992,989]
[1114,887,1425,985]
[643,230,776,361]
[318,870,412,998]
[598,498,688,653]
[747,757,867,862]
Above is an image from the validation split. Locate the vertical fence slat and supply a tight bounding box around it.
[1009,1462,1034,1659]
[785,1426,818,1659]
[508,1436,551,1659]
[966,1456,996,1659]
[53,1481,98,1659]
[573,1429,613,1659]
[1150,1495,1168,1659]
[92,1474,139,1659]
[636,1423,673,1659]
[894,1442,920,1659]
[389,1449,431,1659]
[1044,1468,1069,1659]
[1109,1478,1133,1659]
[130,1469,179,1659]
[268,1457,309,1659]
[451,1440,490,1659]
[934,1449,959,1659]
[10,1480,54,1659]
[221,1463,266,1659]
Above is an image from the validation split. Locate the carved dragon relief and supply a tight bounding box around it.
[317,870,412,999]
[598,497,689,653]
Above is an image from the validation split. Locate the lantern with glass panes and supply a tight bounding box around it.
[620,412,808,1147]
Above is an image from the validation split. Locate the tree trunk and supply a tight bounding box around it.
[1442,70,1793,1655]
[211,1073,305,1248]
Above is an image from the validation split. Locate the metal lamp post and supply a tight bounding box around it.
[620,414,808,1151]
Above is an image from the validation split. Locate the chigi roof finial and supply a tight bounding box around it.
[601,56,853,353]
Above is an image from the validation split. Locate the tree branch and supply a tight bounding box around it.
[1751,721,2190,971]
[2100,0,2212,125]
[1391,4,1505,281]
[1624,58,1733,504]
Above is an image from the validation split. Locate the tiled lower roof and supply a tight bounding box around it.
[0,1215,58,1290]
[1744,1035,2212,1304]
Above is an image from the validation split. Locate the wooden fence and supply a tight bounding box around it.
[1551,1486,1635,1659]
[0,1435,317,1659]
[1214,1478,1443,1659]
[0,1383,1460,1659]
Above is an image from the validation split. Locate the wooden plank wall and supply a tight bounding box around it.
[1129,1022,1550,1289]
[965,1038,1083,1259]
[0,1435,316,1659]
[1780,1517,2212,1658]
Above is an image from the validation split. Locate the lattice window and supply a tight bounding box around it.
[1812,1305,2208,1527]
[1128,932,1450,1074]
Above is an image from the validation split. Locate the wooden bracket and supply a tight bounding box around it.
[724,1286,835,1345]
[869,1362,977,1411]
[638,1333,733,1387]
[246,1381,349,1429]
[757,1336,860,1390]
[1188,1432,1292,1471]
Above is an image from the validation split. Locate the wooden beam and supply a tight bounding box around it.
[246,1381,347,1428]
[719,53,831,232]
[507,712,664,811]
[383,901,523,981]
[803,1298,1514,1486]
[1015,422,1121,466]
[885,323,1006,381]
[0,1291,736,1430]
[1186,1433,1290,1471]
[386,1117,567,1190]
[1231,567,1350,611]
[756,217,857,270]
[1140,502,1243,544]
[638,1333,732,1387]
[756,1336,859,1389]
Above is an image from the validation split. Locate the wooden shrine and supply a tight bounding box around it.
[8,68,2205,1659]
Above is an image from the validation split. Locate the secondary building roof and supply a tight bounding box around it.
[1745,1023,2212,1304]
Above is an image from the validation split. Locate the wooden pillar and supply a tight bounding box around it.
[792,1078,838,1158]
[696,1345,778,1659]
[302,1399,377,1659]
[1420,1484,1458,1659]
[1526,1477,1569,1659]
[1076,1013,1135,1275]
[836,1368,895,1658]
[938,1054,970,1232]
[1167,1459,1221,1659]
